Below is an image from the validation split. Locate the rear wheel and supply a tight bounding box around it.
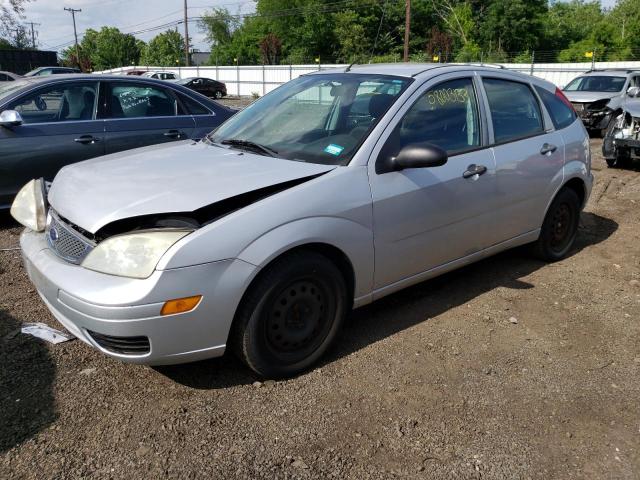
[531,188,581,262]
[214,90,224,99]
[231,251,348,378]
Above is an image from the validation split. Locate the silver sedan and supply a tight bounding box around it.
[14,64,593,378]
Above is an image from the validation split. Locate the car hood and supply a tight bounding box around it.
[623,99,640,118]
[49,141,336,234]
[562,91,616,104]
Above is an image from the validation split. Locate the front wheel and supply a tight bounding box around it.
[231,251,348,378]
[531,188,581,262]
[214,90,224,99]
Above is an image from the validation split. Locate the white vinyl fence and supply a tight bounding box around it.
[95,61,640,96]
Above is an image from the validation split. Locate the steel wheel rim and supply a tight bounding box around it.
[264,278,334,361]
[549,202,575,252]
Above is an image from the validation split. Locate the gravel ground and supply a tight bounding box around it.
[1,138,639,480]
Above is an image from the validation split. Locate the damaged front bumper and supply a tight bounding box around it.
[575,108,613,130]
[20,229,257,365]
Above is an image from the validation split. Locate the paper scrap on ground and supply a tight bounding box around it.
[21,323,75,344]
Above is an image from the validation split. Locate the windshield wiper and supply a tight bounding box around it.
[220,138,279,158]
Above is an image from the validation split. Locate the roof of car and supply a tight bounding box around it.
[10,73,179,84]
[579,69,640,77]
[308,62,529,79]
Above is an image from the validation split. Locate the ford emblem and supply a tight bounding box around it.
[49,227,59,242]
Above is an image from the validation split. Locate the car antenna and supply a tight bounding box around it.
[345,62,356,72]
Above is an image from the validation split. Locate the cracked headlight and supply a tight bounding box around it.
[81,230,191,279]
[10,178,47,232]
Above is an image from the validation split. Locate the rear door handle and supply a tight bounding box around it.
[540,143,557,155]
[74,135,100,144]
[463,164,488,179]
[164,130,184,139]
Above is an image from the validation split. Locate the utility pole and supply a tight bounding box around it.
[403,0,411,62]
[25,22,40,49]
[183,0,190,66]
[64,7,82,69]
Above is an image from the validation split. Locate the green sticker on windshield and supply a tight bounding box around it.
[324,144,344,156]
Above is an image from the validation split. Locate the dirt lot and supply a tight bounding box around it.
[1,138,639,480]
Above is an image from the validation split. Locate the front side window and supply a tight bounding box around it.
[564,75,626,93]
[378,77,481,164]
[108,83,176,118]
[208,73,411,165]
[9,81,98,124]
[483,78,544,144]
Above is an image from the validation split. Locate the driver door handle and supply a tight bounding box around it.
[463,164,487,179]
[74,135,100,144]
[540,143,557,155]
[164,129,184,139]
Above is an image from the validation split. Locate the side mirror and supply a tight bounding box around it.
[627,86,640,98]
[393,143,448,170]
[0,110,23,127]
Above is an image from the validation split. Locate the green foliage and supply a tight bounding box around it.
[141,30,185,66]
[62,0,640,68]
[61,27,143,71]
[0,0,30,43]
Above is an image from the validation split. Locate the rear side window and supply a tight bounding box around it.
[483,78,544,144]
[108,83,176,118]
[535,86,576,130]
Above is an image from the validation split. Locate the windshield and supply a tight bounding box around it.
[0,79,30,103]
[564,75,626,92]
[175,78,192,85]
[208,73,411,165]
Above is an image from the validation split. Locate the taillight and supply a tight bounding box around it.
[555,88,576,113]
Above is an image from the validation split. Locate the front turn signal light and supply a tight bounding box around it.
[161,295,202,316]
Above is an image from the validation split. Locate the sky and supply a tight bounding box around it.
[12,0,256,53]
[7,0,622,54]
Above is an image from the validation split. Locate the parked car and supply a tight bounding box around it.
[602,85,640,168]
[175,77,227,99]
[0,74,235,208]
[14,64,592,378]
[143,71,179,81]
[125,70,148,76]
[563,68,640,136]
[0,71,21,82]
[23,66,81,77]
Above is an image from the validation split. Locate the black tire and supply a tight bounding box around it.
[214,90,223,99]
[531,188,581,262]
[231,251,348,378]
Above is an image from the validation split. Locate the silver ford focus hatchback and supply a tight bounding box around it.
[14,64,593,378]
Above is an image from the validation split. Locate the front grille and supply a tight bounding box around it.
[46,211,95,264]
[87,330,151,356]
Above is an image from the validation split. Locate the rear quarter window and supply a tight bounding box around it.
[535,86,577,130]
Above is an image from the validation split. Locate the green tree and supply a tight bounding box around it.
[478,0,547,56]
[333,10,369,63]
[141,30,185,66]
[61,27,143,71]
[0,0,31,43]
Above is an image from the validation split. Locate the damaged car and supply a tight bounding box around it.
[563,69,640,136]
[14,64,592,378]
[602,86,640,168]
